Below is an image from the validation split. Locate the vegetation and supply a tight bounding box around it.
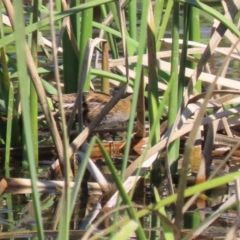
[0,0,240,239]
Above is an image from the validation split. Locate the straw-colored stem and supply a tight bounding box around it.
[101,41,110,93]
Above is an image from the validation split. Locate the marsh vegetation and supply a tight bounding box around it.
[1,0,240,239]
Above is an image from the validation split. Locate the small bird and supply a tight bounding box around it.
[50,91,132,125]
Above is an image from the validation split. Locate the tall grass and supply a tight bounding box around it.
[11,0,44,238]
[1,0,240,239]
[29,0,40,165]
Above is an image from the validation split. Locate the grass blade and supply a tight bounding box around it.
[11,0,44,238]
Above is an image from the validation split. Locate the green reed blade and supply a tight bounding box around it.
[79,0,93,91]
[97,138,147,240]
[99,4,118,59]
[121,0,149,178]
[62,29,79,93]
[62,0,79,93]
[93,21,138,47]
[0,0,115,48]
[189,6,201,92]
[147,4,161,238]
[13,0,44,239]
[178,0,240,37]
[156,0,173,51]
[128,0,137,41]
[167,1,179,173]
[90,68,134,86]
[29,0,40,164]
[110,220,139,240]
[153,0,165,35]
[4,83,14,167]
[174,4,191,229]
[70,137,97,214]
[133,171,240,221]
[178,5,190,107]
[147,3,160,146]
[0,54,21,147]
[153,187,175,240]
[47,1,72,237]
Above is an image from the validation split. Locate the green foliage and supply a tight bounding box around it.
[1,0,240,239]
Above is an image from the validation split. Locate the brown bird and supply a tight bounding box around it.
[50,91,132,125]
